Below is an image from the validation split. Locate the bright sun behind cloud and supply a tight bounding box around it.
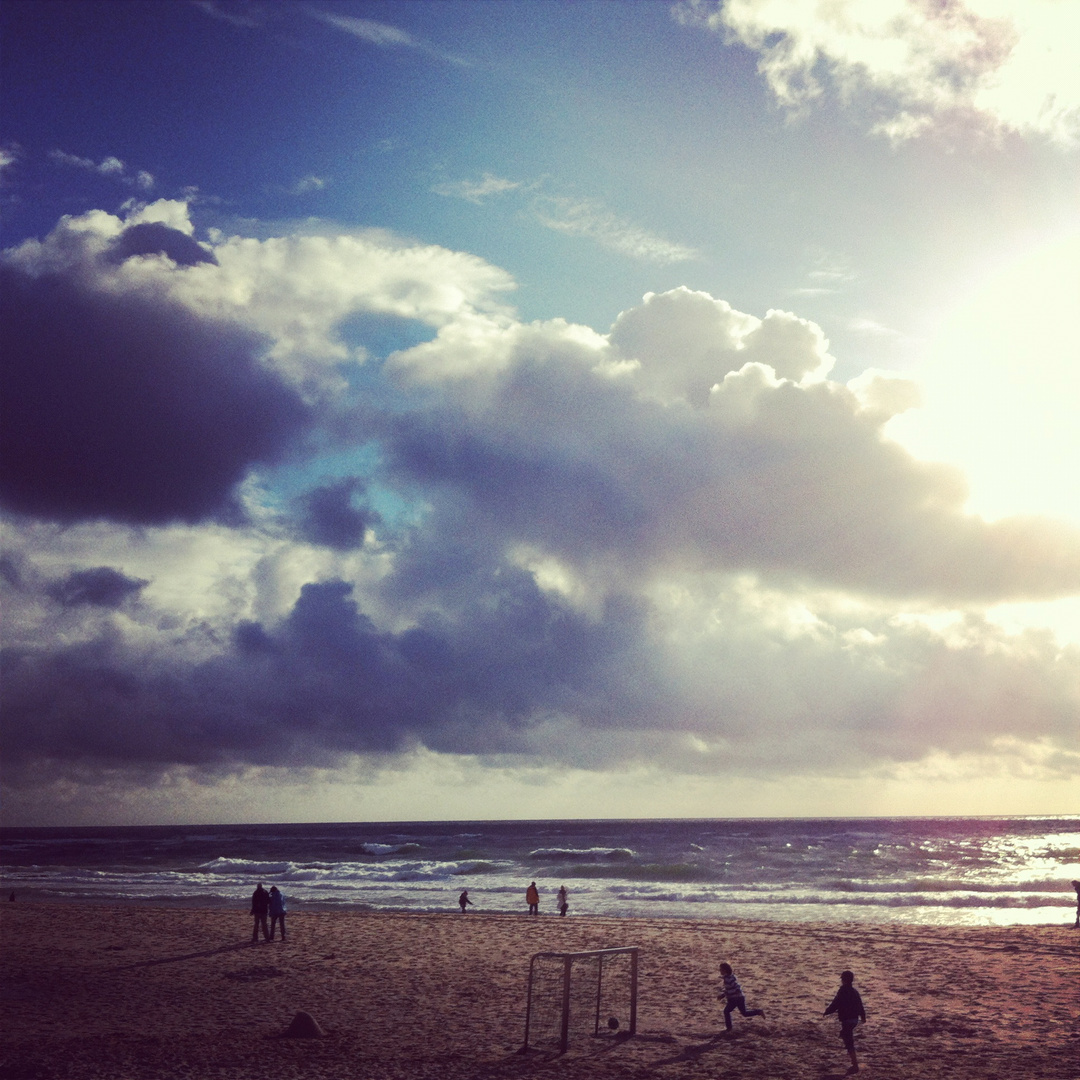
[891,228,1080,525]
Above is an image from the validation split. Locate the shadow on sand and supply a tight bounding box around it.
[104,940,260,971]
[506,1029,676,1068]
[648,1029,735,1067]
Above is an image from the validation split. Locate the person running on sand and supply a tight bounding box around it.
[824,969,866,1075]
[525,882,540,915]
[557,885,568,916]
[268,885,287,941]
[250,883,271,944]
[458,889,473,913]
[1072,881,1080,928]
[717,962,765,1030]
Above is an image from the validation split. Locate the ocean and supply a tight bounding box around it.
[1,817,1077,927]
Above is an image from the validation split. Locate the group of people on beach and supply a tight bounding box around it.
[241,878,1077,1076]
[456,882,570,915]
[525,881,569,915]
[249,882,287,943]
[719,961,865,1075]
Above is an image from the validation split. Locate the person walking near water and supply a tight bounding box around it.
[1072,880,1080,928]
[718,962,765,1030]
[268,885,287,940]
[526,881,540,915]
[250,882,271,944]
[557,885,568,916]
[824,969,866,1075]
[458,889,473,913]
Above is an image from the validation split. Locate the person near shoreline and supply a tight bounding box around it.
[557,885,568,916]
[525,881,539,915]
[1071,880,1080,928]
[458,889,473,913]
[824,969,866,1075]
[250,882,271,944]
[268,885,287,940]
[717,961,765,1030]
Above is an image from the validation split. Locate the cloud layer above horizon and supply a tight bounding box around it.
[3,200,1078,819]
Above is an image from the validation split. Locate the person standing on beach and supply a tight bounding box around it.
[824,969,866,1075]
[1071,880,1080,928]
[557,885,568,916]
[268,885,287,941]
[526,881,540,915]
[717,962,765,1030]
[458,889,473,913]
[250,882,271,944]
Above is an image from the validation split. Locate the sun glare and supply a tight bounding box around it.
[891,229,1080,525]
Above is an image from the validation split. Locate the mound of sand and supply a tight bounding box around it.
[282,1010,325,1038]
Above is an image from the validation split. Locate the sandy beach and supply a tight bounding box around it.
[1,903,1077,1079]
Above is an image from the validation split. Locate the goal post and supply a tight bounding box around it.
[521,947,639,1054]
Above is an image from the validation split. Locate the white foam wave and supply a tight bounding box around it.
[529,847,635,860]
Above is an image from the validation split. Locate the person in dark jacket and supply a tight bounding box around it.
[824,969,866,1074]
[268,885,287,940]
[250,883,271,944]
[458,889,473,913]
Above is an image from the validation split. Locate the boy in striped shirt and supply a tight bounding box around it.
[717,962,765,1031]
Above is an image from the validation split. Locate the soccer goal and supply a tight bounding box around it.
[521,947,639,1054]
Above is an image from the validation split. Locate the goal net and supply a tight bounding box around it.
[521,947,639,1054]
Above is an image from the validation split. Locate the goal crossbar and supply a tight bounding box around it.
[522,947,639,1053]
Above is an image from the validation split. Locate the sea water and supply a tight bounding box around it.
[1,817,1077,926]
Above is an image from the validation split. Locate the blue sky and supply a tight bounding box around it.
[1,0,1078,824]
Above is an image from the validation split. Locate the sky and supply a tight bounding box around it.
[1,0,1078,826]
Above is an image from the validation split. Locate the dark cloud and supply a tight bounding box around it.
[107,223,217,267]
[293,477,377,549]
[47,567,148,608]
[0,263,311,525]
[0,554,22,587]
[4,547,1078,787]
[3,214,1077,816]
[381,336,1080,603]
[0,568,654,775]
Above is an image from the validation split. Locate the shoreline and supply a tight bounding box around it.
[0,891,1077,921]
[2,890,1074,926]
[2,903,1077,1079]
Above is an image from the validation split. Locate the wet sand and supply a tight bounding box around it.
[1,903,1077,1079]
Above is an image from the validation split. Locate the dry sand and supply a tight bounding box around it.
[1,903,1077,1079]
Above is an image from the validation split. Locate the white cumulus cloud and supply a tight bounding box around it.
[675,0,1080,144]
[5,203,1079,813]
